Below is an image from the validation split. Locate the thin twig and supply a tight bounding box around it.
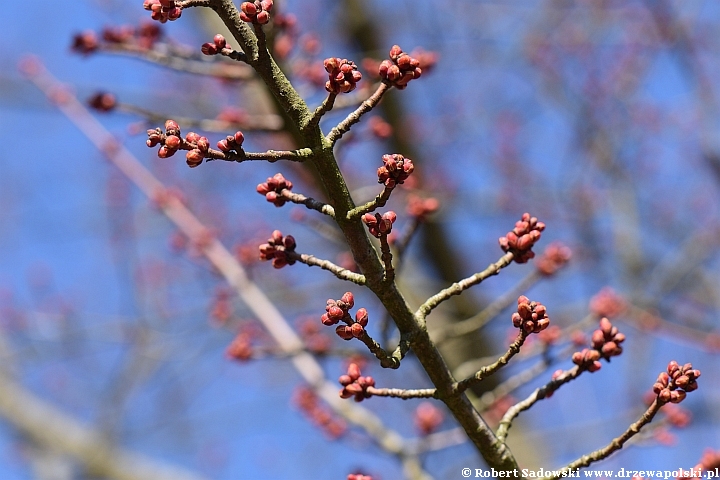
[538,399,664,480]
[101,43,252,80]
[279,190,335,217]
[118,103,283,132]
[307,93,337,128]
[496,366,583,442]
[435,271,541,345]
[454,332,528,395]
[346,185,394,219]
[327,83,390,144]
[417,252,515,319]
[285,251,366,285]
[367,386,438,400]
[380,235,395,282]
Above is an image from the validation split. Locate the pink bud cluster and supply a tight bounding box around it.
[653,361,701,404]
[591,317,625,359]
[258,230,296,268]
[184,132,212,168]
[377,154,414,187]
[217,131,245,153]
[572,317,625,372]
[239,1,273,24]
[339,363,375,402]
[72,23,162,55]
[512,296,550,334]
[362,211,397,238]
[535,241,572,276]
[143,0,182,23]
[348,475,373,480]
[88,92,116,112]
[256,173,293,207]
[201,34,230,56]
[323,58,362,94]
[293,387,347,439]
[379,45,422,89]
[320,292,369,340]
[226,332,252,361]
[406,195,439,220]
[498,213,545,263]
[589,287,626,319]
[414,402,444,435]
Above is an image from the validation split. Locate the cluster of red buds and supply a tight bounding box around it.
[323,57,362,94]
[414,402,444,435]
[217,131,245,154]
[201,34,231,56]
[320,292,369,340]
[362,211,397,238]
[293,386,347,439]
[348,475,373,480]
[88,92,116,112]
[512,296,550,334]
[406,194,439,220]
[72,23,162,55]
[256,173,293,207]
[379,45,422,89]
[71,31,100,55]
[210,288,233,325]
[377,154,414,188]
[535,242,572,276]
[226,332,252,361]
[498,213,545,263]
[653,361,701,404]
[572,317,625,372]
[589,287,626,319]
[339,363,375,402]
[239,0,273,24]
[143,0,182,23]
[297,318,331,354]
[146,121,217,168]
[258,230,296,268]
[184,132,212,167]
[591,317,625,359]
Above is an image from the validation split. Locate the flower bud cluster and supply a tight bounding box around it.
[348,475,373,480]
[362,211,397,238]
[184,132,212,168]
[498,213,545,263]
[226,332,252,361]
[146,120,217,168]
[239,1,273,24]
[143,0,182,23]
[217,131,245,153]
[256,173,293,207]
[653,361,701,404]
[258,230,296,268]
[293,387,347,439]
[321,292,369,340]
[589,287,626,319]
[377,154,414,187]
[379,45,422,89]
[414,402,444,435]
[535,242,572,276]
[591,317,625,359]
[572,317,624,372]
[324,58,362,94]
[512,296,550,334]
[88,92,117,112]
[339,363,375,402]
[406,195,439,220]
[201,34,230,56]
[72,23,162,55]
